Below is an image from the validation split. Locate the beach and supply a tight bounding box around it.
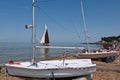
[93,55,120,80]
[0,53,120,80]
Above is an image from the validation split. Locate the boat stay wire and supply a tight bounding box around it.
[34,3,82,40]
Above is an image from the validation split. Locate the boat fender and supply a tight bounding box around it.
[9,60,21,65]
[9,60,14,64]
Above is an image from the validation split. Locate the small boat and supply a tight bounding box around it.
[76,42,119,62]
[6,59,96,78]
[5,0,96,79]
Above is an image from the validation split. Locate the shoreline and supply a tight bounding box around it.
[0,54,120,80]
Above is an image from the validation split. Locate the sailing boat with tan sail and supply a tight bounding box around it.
[40,24,49,45]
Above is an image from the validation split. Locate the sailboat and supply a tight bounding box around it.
[40,24,49,46]
[5,0,96,79]
[77,0,119,62]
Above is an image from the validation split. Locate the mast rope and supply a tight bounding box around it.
[34,3,82,40]
[34,0,86,42]
[36,6,77,33]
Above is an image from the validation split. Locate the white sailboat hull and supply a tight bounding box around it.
[6,59,96,78]
[79,51,119,59]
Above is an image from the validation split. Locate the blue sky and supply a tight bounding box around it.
[0,0,120,43]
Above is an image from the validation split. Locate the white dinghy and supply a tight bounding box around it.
[6,59,96,78]
[5,0,96,79]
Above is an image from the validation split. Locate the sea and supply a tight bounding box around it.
[0,42,102,64]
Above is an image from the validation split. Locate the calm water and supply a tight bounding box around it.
[0,42,101,64]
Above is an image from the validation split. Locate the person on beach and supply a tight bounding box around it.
[0,67,1,73]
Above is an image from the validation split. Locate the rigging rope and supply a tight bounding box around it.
[35,6,76,33]
[34,0,84,41]
[34,1,82,39]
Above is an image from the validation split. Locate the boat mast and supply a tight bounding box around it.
[32,0,35,60]
[81,0,90,52]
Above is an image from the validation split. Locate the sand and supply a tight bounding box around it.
[0,54,120,80]
[93,56,120,80]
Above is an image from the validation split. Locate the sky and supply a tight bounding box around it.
[0,0,120,43]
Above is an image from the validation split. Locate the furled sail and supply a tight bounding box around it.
[40,24,49,45]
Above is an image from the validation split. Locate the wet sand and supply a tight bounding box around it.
[0,54,120,80]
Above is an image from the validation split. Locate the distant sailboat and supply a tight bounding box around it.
[40,24,49,45]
